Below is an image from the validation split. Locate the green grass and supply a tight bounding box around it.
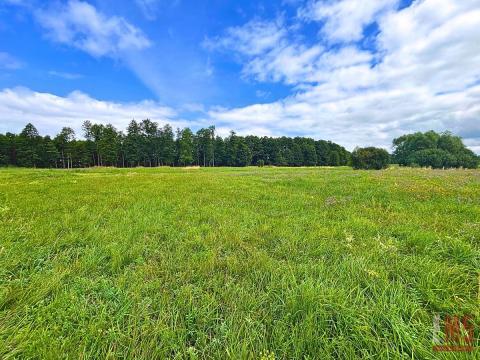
[0,166,479,359]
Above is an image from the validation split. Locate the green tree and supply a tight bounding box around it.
[245,135,264,165]
[352,147,390,170]
[125,120,143,167]
[41,136,59,168]
[82,121,107,166]
[302,139,317,166]
[0,134,9,166]
[224,132,252,166]
[393,130,478,168]
[196,127,215,166]
[409,149,453,169]
[177,128,194,166]
[140,119,158,167]
[54,127,75,168]
[71,140,92,168]
[236,141,252,166]
[315,140,330,166]
[214,136,226,166]
[99,124,120,166]
[17,123,41,167]
[290,141,304,166]
[329,151,340,166]
[82,120,97,166]
[159,124,176,166]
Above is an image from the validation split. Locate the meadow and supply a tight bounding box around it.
[0,166,478,359]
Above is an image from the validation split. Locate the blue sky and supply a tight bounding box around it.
[1,0,479,152]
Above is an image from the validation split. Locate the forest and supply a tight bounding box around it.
[0,120,350,168]
[0,121,478,169]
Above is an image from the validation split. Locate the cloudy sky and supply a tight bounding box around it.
[1,0,479,152]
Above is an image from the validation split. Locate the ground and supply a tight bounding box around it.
[0,166,479,359]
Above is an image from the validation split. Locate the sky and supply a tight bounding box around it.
[0,0,479,152]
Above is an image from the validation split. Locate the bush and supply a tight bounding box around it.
[352,147,390,170]
[257,159,265,167]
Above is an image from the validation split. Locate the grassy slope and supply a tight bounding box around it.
[0,167,479,359]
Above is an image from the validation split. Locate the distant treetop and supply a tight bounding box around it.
[393,131,478,169]
[0,121,350,168]
[1,124,477,170]
[351,147,390,170]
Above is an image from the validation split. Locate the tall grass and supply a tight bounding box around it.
[0,167,478,358]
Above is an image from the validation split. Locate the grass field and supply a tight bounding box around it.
[0,166,479,359]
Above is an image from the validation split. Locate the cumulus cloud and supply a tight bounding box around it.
[205,17,374,86]
[300,0,399,43]
[244,43,323,84]
[203,18,287,57]
[0,87,183,136]
[376,0,480,93]
[205,17,317,84]
[204,0,480,152]
[210,84,480,151]
[2,0,479,153]
[35,0,151,58]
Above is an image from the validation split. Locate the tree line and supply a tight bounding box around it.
[349,131,479,170]
[0,121,350,168]
[1,122,477,169]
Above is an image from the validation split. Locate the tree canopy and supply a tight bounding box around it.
[393,131,479,169]
[0,122,350,168]
[351,147,390,170]
[1,124,477,169]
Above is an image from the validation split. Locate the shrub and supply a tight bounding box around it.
[351,147,390,170]
[257,160,265,167]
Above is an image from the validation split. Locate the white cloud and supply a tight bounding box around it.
[205,17,321,84]
[2,0,480,154]
[35,0,151,58]
[203,18,287,57]
[376,0,480,93]
[205,0,480,152]
[0,52,24,70]
[300,0,399,43]
[244,43,324,84]
[205,18,375,86]
[209,84,480,152]
[0,87,183,136]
